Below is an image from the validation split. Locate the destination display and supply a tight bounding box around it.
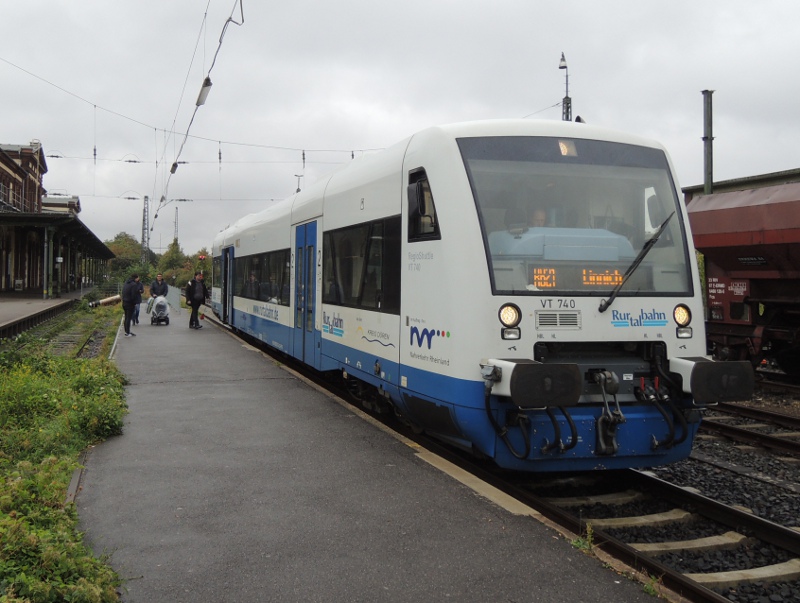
[530,265,629,290]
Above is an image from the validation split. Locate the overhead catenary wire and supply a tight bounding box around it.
[0,54,385,158]
[153,0,246,228]
[45,153,349,166]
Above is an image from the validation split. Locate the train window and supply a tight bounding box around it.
[233,249,290,306]
[408,169,441,242]
[323,216,400,314]
[265,249,290,305]
[458,136,691,297]
[212,256,220,288]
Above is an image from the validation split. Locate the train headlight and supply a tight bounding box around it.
[499,304,521,328]
[674,304,693,338]
[673,304,691,327]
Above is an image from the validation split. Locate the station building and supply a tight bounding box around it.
[0,141,113,298]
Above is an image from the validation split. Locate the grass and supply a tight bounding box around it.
[643,573,665,597]
[571,522,595,553]
[1,303,128,602]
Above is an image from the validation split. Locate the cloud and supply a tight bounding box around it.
[2,0,799,256]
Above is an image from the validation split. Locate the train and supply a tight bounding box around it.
[211,119,753,472]
[686,177,800,377]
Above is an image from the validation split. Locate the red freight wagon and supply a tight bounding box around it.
[687,180,800,375]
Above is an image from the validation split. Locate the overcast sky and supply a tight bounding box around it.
[3,1,799,257]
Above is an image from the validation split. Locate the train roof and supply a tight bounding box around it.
[424,119,667,150]
[212,119,672,249]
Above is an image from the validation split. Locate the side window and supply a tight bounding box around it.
[360,222,383,309]
[323,217,400,314]
[234,256,247,297]
[322,234,338,303]
[408,168,441,242]
[241,255,262,300]
[234,250,291,306]
[275,250,291,306]
[380,217,401,313]
[323,224,369,306]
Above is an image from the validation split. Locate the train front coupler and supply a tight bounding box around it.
[592,370,626,456]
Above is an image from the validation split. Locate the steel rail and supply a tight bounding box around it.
[700,419,800,456]
[627,470,800,554]
[716,401,800,430]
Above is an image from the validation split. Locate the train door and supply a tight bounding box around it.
[292,221,319,366]
[221,246,234,326]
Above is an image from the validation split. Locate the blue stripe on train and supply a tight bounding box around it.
[226,309,699,471]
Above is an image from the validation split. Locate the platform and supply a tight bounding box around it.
[77,314,661,602]
[0,289,81,325]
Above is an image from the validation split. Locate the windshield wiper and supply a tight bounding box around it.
[598,211,675,313]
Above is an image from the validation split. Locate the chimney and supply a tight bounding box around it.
[702,90,714,195]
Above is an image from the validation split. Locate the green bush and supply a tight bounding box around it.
[1,459,120,602]
[0,350,127,602]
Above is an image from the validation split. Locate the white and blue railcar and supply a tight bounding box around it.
[211,119,753,472]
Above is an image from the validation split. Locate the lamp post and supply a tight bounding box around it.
[559,52,572,122]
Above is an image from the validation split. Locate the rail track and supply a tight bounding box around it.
[526,469,800,602]
[700,403,800,457]
[0,300,113,359]
[755,369,800,397]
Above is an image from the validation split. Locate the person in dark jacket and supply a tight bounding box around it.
[132,278,145,325]
[150,273,169,297]
[185,271,209,329]
[241,272,260,299]
[121,274,142,337]
[147,272,169,314]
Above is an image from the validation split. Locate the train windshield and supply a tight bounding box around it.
[458,136,691,296]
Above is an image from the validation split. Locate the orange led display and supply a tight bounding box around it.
[532,267,557,289]
[582,269,623,286]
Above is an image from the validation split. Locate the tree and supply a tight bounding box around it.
[106,232,141,277]
[157,238,186,273]
[157,238,189,291]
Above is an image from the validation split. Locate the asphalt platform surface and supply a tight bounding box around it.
[77,310,660,602]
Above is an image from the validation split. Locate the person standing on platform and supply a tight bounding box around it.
[121,274,141,337]
[148,272,169,313]
[185,271,209,329]
[150,273,169,297]
[131,278,145,325]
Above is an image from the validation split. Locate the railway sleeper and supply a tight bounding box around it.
[684,557,800,589]
[631,531,752,555]
[584,508,696,529]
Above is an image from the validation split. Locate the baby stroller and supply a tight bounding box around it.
[149,296,170,326]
